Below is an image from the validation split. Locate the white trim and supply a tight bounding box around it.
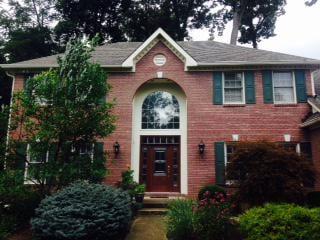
[131,81,188,194]
[5,73,15,167]
[222,72,246,105]
[311,71,316,96]
[122,28,197,71]
[272,70,297,105]
[308,99,320,113]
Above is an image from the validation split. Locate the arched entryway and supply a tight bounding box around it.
[131,79,187,194]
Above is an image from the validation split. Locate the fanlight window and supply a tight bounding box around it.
[142,91,180,129]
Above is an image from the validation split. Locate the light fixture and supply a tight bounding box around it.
[284,134,291,142]
[232,134,239,142]
[113,141,120,156]
[198,140,205,156]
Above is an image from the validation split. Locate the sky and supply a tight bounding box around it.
[189,0,320,60]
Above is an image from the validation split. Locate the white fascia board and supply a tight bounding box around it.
[308,99,320,113]
[122,28,198,71]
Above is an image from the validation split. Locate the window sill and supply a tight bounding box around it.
[223,104,246,107]
[274,103,298,107]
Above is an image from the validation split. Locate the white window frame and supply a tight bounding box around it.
[222,72,246,105]
[24,144,49,185]
[224,143,238,186]
[77,143,95,162]
[272,71,297,105]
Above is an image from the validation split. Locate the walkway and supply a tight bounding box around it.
[126,215,167,240]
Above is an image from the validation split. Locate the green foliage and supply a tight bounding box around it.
[226,141,315,206]
[213,0,286,48]
[307,191,320,207]
[134,184,146,194]
[119,169,138,197]
[196,192,232,240]
[0,0,58,62]
[239,203,320,240]
[167,192,234,240]
[9,37,115,194]
[31,182,132,240]
[167,199,198,240]
[198,184,226,201]
[0,171,41,239]
[55,0,216,42]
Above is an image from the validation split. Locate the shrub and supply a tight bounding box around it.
[31,182,132,240]
[196,192,232,240]
[167,199,197,240]
[227,141,314,206]
[198,184,226,201]
[307,191,320,207]
[0,170,41,240]
[167,194,235,240]
[239,203,320,240]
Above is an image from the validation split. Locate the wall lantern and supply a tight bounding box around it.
[198,140,205,156]
[113,141,120,156]
[284,134,291,142]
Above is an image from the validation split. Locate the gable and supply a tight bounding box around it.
[122,28,197,71]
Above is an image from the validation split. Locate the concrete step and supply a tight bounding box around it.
[138,208,168,215]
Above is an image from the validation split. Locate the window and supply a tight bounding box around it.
[78,143,94,160]
[223,72,245,104]
[224,143,238,185]
[25,144,49,184]
[273,71,295,104]
[142,91,180,129]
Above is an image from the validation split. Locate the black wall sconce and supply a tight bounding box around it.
[198,140,205,157]
[113,141,120,156]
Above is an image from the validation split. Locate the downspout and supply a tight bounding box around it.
[4,72,16,168]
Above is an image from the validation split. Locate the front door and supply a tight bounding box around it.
[140,136,180,192]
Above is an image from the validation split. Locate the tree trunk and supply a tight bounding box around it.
[230,11,241,45]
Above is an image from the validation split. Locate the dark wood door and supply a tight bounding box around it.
[140,136,180,192]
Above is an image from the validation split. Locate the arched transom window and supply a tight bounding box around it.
[142,91,180,129]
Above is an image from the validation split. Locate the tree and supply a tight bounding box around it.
[8,37,116,194]
[226,141,314,206]
[0,0,58,62]
[214,0,286,48]
[54,0,130,44]
[123,0,215,41]
[55,0,216,43]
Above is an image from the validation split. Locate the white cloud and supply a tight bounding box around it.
[189,0,320,60]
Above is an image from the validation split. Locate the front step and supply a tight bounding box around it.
[138,208,168,215]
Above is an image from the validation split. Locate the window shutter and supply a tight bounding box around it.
[262,70,273,103]
[15,142,27,170]
[213,72,223,105]
[245,71,256,104]
[295,70,307,103]
[300,142,312,161]
[94,142,104,162]
[215,142,225,185]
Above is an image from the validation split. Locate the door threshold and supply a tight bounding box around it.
[145,192,184,198]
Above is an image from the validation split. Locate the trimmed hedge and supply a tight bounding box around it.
[239,203,320,240]
[31,182,132,240]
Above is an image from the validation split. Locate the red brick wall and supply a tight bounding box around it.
[12,42,314,197]
[311,127,320,190]
[103,42,312,196]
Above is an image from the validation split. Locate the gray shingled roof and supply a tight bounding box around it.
[308,96,320,111]
[301,112,320,128]
[1,41,320,69]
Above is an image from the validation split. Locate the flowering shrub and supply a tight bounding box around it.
[196,191,233,240]
[167,188,236,240]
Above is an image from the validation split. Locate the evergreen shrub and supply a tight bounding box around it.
[31,182,132,240]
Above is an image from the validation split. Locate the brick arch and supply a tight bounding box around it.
[131,78,187,101]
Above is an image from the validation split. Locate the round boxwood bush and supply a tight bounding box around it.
[198,184,226,201]
[239,203,320,240]
[31,182,132,240]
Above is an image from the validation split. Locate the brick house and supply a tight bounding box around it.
[1,28,320,197]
